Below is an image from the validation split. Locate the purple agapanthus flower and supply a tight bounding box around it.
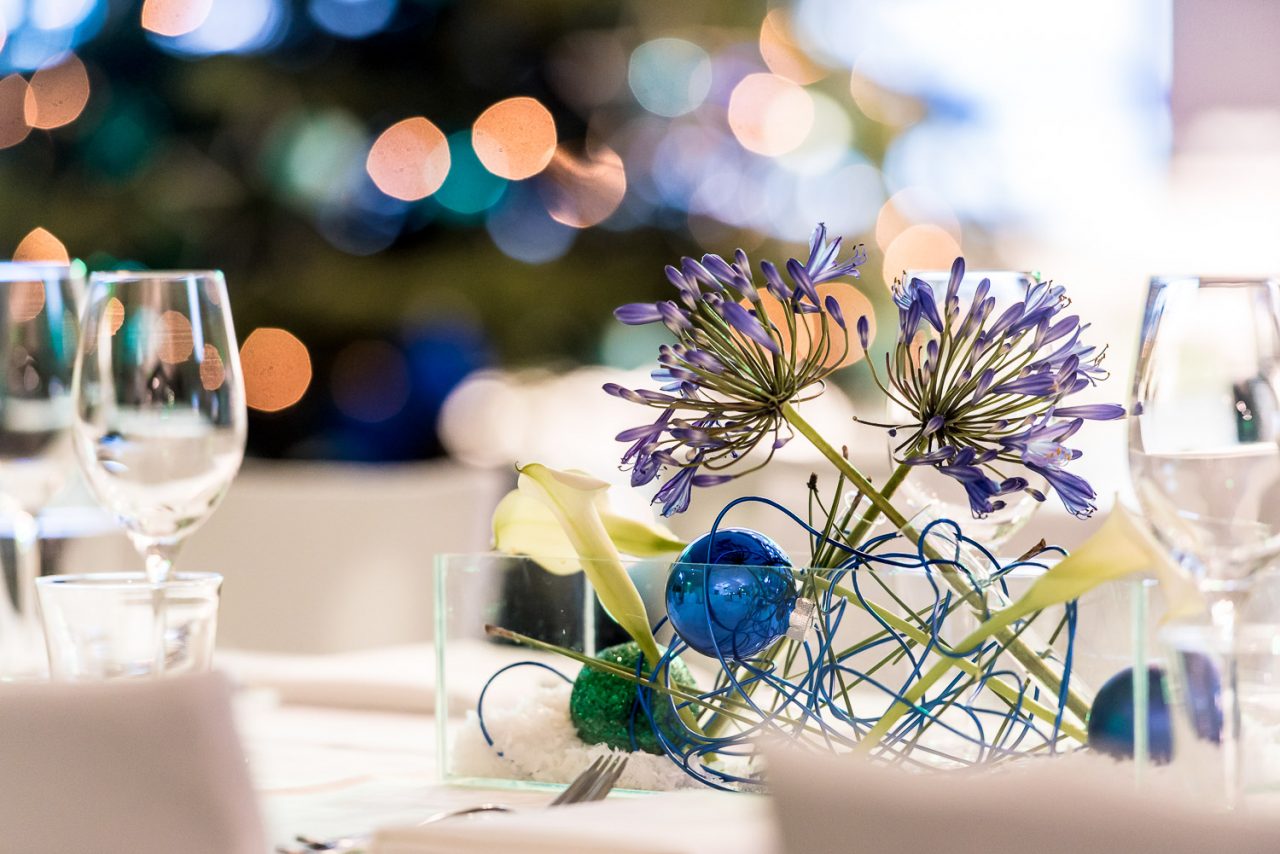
[605,223,868,516]
[867,257,1124,518]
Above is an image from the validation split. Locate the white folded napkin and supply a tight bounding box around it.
[218,640,573,716]
[0,671,265,854]
[370,790,778,854]
[769,745,1280,854]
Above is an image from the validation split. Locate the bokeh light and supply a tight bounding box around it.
[13,227,70,263]
[366,116,450,201]
[23,54,90,130]
[627,37,711,118]
[241,327,312,413]
[437,370,527,468]
[0,74,29,149]
[434,130,507,215]
[875,187,961,252]
[539,141,626,228]
[141,0,214,36]
[7,283,43,323]
[728,73,814,157]
[849,69,924,127]
[472,97,557,181]
[308,0,398,40]
[759,9,826,85]
[485,180,576,264]
[882,224,963,288]
[778,90,853,175]
[158,0,286,56]
[331,339,411,423]
[156,309,194,365]
[31,0,96,31]
[814,283,875,368]
[200,343,225,391]
[105,296,125,335]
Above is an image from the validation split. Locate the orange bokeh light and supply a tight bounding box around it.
[105,297,125,335]
[540,141,626,228]
[874,188,961,253]
[141,0,214,36]
[472,96,557,180]
[883,225,963,289]
[0,75,30,150]
[366,117,451,201]
[241,328,313,413]
[156,310,194,365]
[728,73,814,157]
[7,281,44,323]
[24,55,90,130]
[13,227,70,263]
[199,343,225,391]
[759,9,825,85]
[747,283,875,369]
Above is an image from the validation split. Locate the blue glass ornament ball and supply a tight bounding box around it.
[1087,666,1173,763]
[665,528,796,660]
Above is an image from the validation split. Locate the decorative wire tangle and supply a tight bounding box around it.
[477,496,1079,792]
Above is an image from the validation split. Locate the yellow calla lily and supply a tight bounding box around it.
[492,478,685,575]
[505,463,663,666]
[1007,501,1204,622]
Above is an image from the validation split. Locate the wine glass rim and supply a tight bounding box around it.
[0,261,72,281]
[89,269,223,282]
[1150,275,1280,288]
[34,571,223,589]
[903,269,1034,279]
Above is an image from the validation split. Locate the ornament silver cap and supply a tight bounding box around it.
[786,596,816,641]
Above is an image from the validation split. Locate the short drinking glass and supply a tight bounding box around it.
[36,572,221,681]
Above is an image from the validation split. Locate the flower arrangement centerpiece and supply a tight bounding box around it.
[461,225,1182,791]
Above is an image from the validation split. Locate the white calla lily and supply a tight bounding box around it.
[499,463,667,666]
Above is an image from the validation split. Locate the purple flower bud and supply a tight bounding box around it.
[824,295,846,329]
[1052,403,1126,421]
[603,383,645,403]
[683,348,725,374]
[761,261,792,301]
[923,415,945,436]
[681,257,720,289]
[972,368,996,402]
[786,258,820,304]
[657,300,692,333]
[720,300,782,354]
[692,474,733,487]
[945,256,965,314]
[614,302,663,325]
[857,315,870,349]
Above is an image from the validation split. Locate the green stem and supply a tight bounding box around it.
[781,402,1091,728]
[847,461,911,546]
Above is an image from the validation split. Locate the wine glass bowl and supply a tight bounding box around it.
[0,263,80,514]
[72,271,247,582]
[1128,277,1280,593]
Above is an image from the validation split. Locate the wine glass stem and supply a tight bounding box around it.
[1211,596,1245,808]
[143,544,176,678]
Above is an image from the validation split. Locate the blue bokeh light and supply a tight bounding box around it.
[153,0,288,57]
[308,0,399,39]
[434,131,506,216]
[486,181,576,264]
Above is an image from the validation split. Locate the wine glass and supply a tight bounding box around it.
[887,270,1045,553]
[1128,275,1280,805]
[71,271,246,656]
[0,262,80,679]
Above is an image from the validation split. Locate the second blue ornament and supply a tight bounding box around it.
[665,527,809,660]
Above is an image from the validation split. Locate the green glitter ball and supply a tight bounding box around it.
[569,641,697,754]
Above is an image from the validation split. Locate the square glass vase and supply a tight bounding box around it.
[435,552,1156,793]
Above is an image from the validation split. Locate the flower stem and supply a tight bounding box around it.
[780,402,1091,727]
[846,461,911,545]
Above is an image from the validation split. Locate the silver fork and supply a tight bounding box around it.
[280,754,629,853]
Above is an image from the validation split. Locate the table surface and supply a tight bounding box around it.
[241,695,559,848]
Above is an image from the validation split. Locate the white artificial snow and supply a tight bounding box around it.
[450,681,705,791]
